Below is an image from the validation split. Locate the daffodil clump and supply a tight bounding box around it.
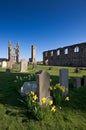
[41,97,56,113]
[25,91,56,120]
[49,83,69,106]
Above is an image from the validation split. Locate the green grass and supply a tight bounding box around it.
[0,65,86,130]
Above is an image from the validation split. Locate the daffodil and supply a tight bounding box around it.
[49,100,53,105]
[49,86,53,90]
[65,96,70,101]
[33,95,38,101]
[41,97,46,104]
[32,100,35,103]
[51,105,56,112]
[30,91,35,96]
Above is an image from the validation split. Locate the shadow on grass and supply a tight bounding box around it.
[0,71,33,108]
[0,71,86,112]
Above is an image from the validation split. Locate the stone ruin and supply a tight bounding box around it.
[29,45,37,68]
[43,42,86,67]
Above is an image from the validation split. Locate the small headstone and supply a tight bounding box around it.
[20,81,37,96]
[6,68,10,73]
[2,61,7,68]
[75,67,80,73]
[73,77,81,88]
[36,70,50,103]
[20,59,28,72]
[83,76,86,86]
[59,69,68,95]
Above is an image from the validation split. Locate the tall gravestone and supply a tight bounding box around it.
[36,70,50,103]
[20,59,28,72]
[59,69,68,95]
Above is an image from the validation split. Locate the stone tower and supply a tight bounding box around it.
[31,45,36,64]
[8,40,20,63]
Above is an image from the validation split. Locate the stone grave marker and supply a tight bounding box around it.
[20,81,37,96]
[2,61,7,68]
[73,77,81,88]
[59,69,68,95]
[36,70,51,103]
[6,68,10,73]
[83,76,86,86]
[20,59,28,72]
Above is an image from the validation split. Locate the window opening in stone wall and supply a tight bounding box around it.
[65,48,68,54]
[45,52,47,57]
[74,46,79,52]
[57,50,60,55]
[51,51,53,56]
[12,48,16,54]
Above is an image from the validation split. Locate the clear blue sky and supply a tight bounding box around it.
[0,0,86,61]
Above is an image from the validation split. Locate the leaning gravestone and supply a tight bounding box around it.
[36,70,51,103]
[59,69,68,95]
[2,61,7,68]
[20,59,28,72]
[20,81,37,96]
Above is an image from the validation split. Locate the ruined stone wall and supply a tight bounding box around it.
[8,41,20,63]
[43,42,86,66]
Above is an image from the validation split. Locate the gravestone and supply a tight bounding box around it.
[36,70,51,103]
[83,76,86,86]
[20,59,28,72]
[73,77,81,88]
[2,61,7,68]
[59,69,68,95]
[20,81,37,96]
[6,68,10,73]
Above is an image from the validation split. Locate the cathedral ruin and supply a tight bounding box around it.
[8,40,20,63]
[43,42,86,67]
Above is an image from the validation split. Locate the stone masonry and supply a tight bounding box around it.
[43,42,86,66]
[8,40,20,63]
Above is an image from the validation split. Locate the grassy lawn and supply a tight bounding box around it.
[0,65,86,130]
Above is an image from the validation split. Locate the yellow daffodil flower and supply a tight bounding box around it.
[49,86,53,90]
[30,91,35,96]
[49,100,53,105]
[65,96,70,101]
[33,95,38,101]
[51,105,56,112]
[41,97,46,103]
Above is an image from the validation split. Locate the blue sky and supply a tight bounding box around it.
[0,0,86,61]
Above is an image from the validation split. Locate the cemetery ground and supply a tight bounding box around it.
[0,65,86,130]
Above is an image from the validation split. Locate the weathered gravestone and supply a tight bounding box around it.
[59,69,68,95]
[6,68,10,73]
[82,76,86,86]
[73,77,81,88]
[83,76,86,86]
[2,61,7,68]
[20,59,28,72]
[20,81,37,96]
[36,70,51,103]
